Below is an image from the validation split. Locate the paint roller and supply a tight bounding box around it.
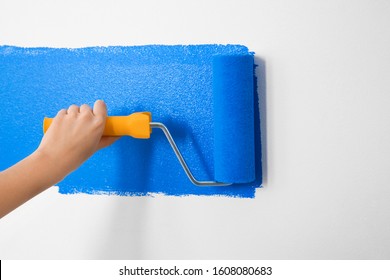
[43,54,255,186]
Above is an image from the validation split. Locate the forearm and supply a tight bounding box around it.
[0,151,64,218]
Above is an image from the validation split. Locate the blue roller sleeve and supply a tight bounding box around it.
[213,55,255,183]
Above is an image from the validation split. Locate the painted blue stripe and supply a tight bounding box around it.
[0,45,262,198]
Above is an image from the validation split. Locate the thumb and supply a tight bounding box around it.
[98,136,121,150]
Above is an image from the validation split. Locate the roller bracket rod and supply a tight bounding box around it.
[150,122,232,187]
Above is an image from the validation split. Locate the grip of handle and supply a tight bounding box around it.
[43,112,152,139]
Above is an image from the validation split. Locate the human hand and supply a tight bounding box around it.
[36,100,119,180]
[0,100,120,218]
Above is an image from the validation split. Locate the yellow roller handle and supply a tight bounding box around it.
[43,112,152,139]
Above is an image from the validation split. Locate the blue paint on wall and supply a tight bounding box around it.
[0,45,262,198]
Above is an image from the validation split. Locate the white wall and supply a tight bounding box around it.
[1,0,390,259]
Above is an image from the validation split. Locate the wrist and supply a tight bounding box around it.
[31,149,67,187]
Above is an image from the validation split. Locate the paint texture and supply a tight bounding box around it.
[0,45,262,197]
